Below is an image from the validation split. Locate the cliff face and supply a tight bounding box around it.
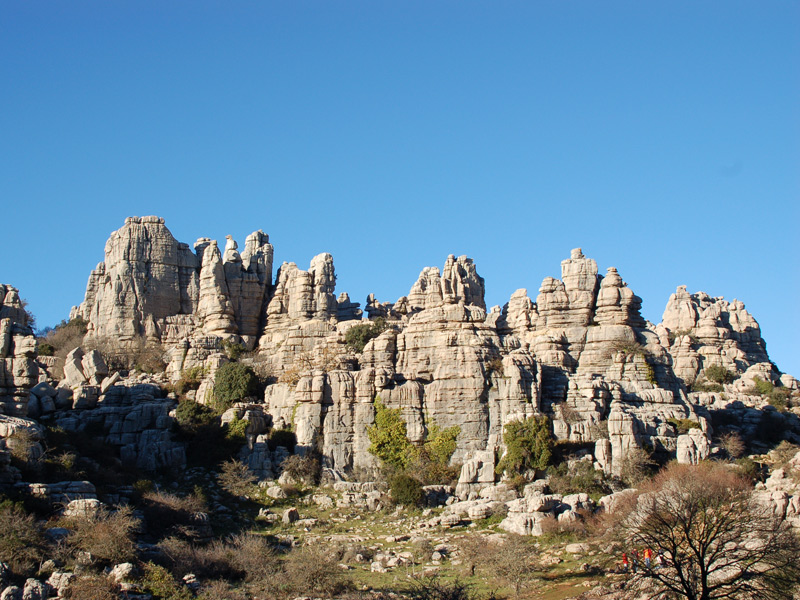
[65,218,791,478]
[72,216,273,349]
[0,285,38,416]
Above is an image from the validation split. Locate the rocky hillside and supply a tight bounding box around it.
[1,216,799,599]
[61,217,797,475]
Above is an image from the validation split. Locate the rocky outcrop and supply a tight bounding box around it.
[659,285,772,385]
[0,285,38,417]
[64,219,798,483]
[74,217,274,349]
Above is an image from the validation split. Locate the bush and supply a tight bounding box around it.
[768,388,790,410]
[282,545,346,595]
[547,459,612,500]
[281,453,321,486]
[735,457,762,481]
[64,575,120,600]
[367,398,413,470]
[213,363,259,411]
[174,366,207,396]
[0,500,44,576]
[140,490,207,540]
[752,376,775,396]
[407,575,475,600]
[719,431,745,459]
[139,562,193,600]
[704,365,737,384]
[174,399,216,429]
[667,418,701,434]
[221,339,245,360]
[389,472,424,507]
[617,447,657,487]
[496,415,553,475]
[345,317,388,353]
[65,505,138,565]
[38,342,55,356]
[224,417,248,443]
[412,424,461,485]
[268,428,296,451]
[217,460,257,497]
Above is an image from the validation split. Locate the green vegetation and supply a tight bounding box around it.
[213,362,259,411]
[268,428,297,451]
[610,340,650,357]
[175,399,216,428]
[389,471,424,507]
[221,339,246,360]
[367,398,414,470]
[704,364,737,384]
[667,418,701,434]
[345,317,389,353]
[174,365,207,396]
[547,460,612,501]
[496,415,553,475]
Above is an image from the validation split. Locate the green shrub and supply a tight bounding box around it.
[174,366,207,396]
[735,457,761,481]
[345,318,389,353]
[224,417,248,443]
[268,428,296,451]
[704,365,737,384]
[389,472,424,507]
[610,340,650,357]
[221,339,245,360]
[175,399,216,428]
[139,562,193,600]
[367,398,413,470]
[768,388,790,410]
[38,342,54,356]
[213,363,259,411]
[752,376,775,395]
[547,460,612,501]
[691,380,724,393]
[667,418,702,434]
[496,415,553,475]
[412,424,461,485]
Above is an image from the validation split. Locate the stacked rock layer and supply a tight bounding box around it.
[59,218,789,480]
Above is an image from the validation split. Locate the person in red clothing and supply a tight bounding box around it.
[622,552,629,573]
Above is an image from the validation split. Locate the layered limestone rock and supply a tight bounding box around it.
[494,250,699,474]
[0,285,38,416]
[74,217,273,350]
[257,255,539,474]
[659,285,773,386]
[67,222,795,483]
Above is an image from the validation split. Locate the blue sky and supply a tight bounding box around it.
[2,1,798,375]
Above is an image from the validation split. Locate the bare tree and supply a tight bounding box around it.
[614,462,800,600]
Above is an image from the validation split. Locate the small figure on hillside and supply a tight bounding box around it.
[644,547,653,569]
[631,549,639,573]
[656,550,665,569]
[622,552,629,573]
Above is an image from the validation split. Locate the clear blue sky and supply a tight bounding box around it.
[2,1,798,376]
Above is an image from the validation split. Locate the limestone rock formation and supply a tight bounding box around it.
[659,285,772,385]
[0,285,38,416]
[73,217,273,349]
[60,219,796,486]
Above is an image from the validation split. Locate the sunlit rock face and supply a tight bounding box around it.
[0,284,38,416]
[70,221,791,479]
